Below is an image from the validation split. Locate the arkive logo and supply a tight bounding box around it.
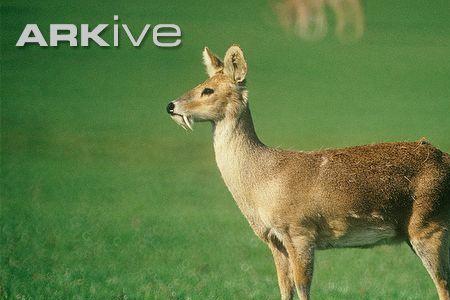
[16,15,182,48]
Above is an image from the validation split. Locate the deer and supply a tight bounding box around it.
[166,45,450,300]
[274,0,364,42]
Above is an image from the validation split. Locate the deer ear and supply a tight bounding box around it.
[202,47,223,77]
[223,45,247,83]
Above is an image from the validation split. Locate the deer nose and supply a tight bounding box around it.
[166,102,175,114]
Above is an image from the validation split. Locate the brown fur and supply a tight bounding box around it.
[168,45,450,300]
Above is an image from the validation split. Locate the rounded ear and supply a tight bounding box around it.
[223,45,247,83]
[202,47,223,77]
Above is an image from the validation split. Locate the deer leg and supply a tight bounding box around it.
[268,235,295,300]
[409,222,449,300]
[284,235,315,300]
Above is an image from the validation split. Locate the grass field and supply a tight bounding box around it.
[1,0,450,299]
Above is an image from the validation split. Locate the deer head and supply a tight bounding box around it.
[166,45,248,130]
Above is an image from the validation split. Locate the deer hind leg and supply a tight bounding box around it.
[409,221,449,300]
[268,235,295,300]
[282,235,315,300]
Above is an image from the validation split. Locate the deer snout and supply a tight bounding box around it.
[166,101,175,114]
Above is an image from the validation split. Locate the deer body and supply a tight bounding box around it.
[167,45,450,300]
[214,103,449,248]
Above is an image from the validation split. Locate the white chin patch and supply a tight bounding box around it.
[171,114,193,131]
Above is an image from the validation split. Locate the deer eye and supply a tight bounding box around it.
[201,88,214,96]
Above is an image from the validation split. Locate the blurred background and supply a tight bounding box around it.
[1,0,449,299]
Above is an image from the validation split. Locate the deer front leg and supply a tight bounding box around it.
[284,235,315,300]
[268,237,295,300]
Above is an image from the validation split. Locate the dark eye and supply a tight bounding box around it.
[201,88,214,96]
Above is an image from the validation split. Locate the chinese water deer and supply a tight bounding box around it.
[166,45,450,300]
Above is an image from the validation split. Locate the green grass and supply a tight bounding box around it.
[1,0,450,298]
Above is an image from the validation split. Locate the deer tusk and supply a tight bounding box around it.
[183,115,193,131]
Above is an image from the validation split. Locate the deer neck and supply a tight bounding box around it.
[212,104,270,223]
